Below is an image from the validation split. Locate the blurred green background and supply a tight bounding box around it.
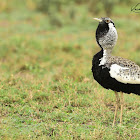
[0,0,140,139]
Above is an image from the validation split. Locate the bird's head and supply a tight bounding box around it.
[94,17,118,50]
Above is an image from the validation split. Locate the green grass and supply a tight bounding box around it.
[0,2,140,140]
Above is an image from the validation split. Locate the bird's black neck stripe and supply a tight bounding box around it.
[96,22,109,47]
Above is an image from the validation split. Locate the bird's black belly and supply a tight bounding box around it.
[92,49,140,95]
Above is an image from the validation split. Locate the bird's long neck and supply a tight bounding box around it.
[103,48,112,56]
[99,48,112,66]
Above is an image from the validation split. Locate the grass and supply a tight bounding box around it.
[0,2,140,140]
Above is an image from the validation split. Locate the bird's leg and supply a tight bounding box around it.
[112,91,120,127]
[120,92,124,125]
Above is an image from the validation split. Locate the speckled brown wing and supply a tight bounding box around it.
[107,56,140,84]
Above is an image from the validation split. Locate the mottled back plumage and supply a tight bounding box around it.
[104,55,140,84]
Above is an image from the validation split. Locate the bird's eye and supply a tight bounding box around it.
[105,20,110,23]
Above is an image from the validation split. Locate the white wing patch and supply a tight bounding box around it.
[109,64,140,84]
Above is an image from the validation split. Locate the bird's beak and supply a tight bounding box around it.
[93,18,102,22]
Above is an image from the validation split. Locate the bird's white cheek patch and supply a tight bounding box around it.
[108,23,114,28]
[109,64,140,84]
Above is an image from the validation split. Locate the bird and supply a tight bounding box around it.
[92,17,140,126]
